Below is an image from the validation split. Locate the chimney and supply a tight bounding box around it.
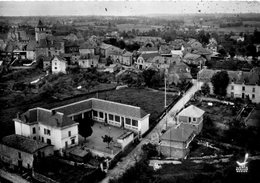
[52,110,56,116]
[16,112,21,119]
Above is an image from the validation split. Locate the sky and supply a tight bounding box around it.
[0,1,260,16]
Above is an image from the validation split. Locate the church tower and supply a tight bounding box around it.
[35,20,47,42]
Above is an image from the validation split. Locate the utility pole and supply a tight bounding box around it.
[164,69,167,129]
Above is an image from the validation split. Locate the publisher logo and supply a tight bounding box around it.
[236,153,249,173]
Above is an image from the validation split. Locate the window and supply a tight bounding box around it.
[109,114,114,121]
[42,137,44,142]
[54,67,57,70]
[32,127,36,134]
[126,118,131,125]
[33,137,36,140]
[44,129,46,135]
[242,86,245,91]
[47,129,51,135]
[253,88,255,92]
[115,115,120,122]
[193,118,196,122]
[68,131,71,137]
[47,139,51,145]
[55,62,57,65]
[132,120,138,127]
[18,152,21,159]
[93,110,98,117]
[252,94,255,99]
[65,141,68,147]
[189,117,191,123]
[71,139,75,145]
[99,112,104,118]
[231,85,234,90]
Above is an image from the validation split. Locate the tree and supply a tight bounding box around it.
[201,83,210,96]
[211,71,230,96]
[102,135,113,148]
[142,143,158,159]
[78,117,93,141]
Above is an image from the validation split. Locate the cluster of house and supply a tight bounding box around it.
[0,20,220,82]
[0,98,150,170]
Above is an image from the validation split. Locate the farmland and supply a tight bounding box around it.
[117,24,164,32]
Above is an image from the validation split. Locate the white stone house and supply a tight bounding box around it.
[13,107,79,152]
[51,55,67,74]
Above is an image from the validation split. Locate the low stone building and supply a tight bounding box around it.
[0,134,53,169]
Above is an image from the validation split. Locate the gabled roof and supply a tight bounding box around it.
[183,53,201,60]
[139,52,161,61]
[246,108,260,128]
[159,45,173,55]
[53,98,149,119]
[52,55,67,63]
[122,51,133,57]
[1,134,51,154]
[177,105,205,118]
[17,107,76,128]
[198,68,260,85]
[161,123,195,142]
[100,43,113,50]
[168,62,190,74]
[139,46,158,52]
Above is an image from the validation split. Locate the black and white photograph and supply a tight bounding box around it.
[0,0,260,182]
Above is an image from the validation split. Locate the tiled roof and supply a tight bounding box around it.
[53,98,149,119]
[161,123,195,142]
[19,107,76,128]
[139,52,160,61]
[192,47,213,55]
[1,134,51,154]
[177,105,205,118]
[150,56,177,65]
[168,62,190,74]
[183,53,201,60]
[26,40,37,51]
[198,68,260,85]
[159,45,173,55]
[139,47,158,52]
[52,55,67,63]
[122,51,133,57]
[100,43,113,50]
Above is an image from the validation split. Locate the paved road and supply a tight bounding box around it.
[100,80,203,183]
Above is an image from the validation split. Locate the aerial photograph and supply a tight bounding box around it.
[0,0,260,182]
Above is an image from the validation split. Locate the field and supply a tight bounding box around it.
[215,26,256,34]
[243,21,260,27]
[117,24,163,32]
[0,87,177,139]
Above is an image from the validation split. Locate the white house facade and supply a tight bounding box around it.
[51,55,67,74]
[14,107,79,152]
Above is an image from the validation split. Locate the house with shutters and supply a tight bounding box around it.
[198,68,260,103]
[13,107,79,153]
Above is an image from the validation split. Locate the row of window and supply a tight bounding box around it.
[231,92,255,99]
[231,85,255,92]
[93,110,138,127]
